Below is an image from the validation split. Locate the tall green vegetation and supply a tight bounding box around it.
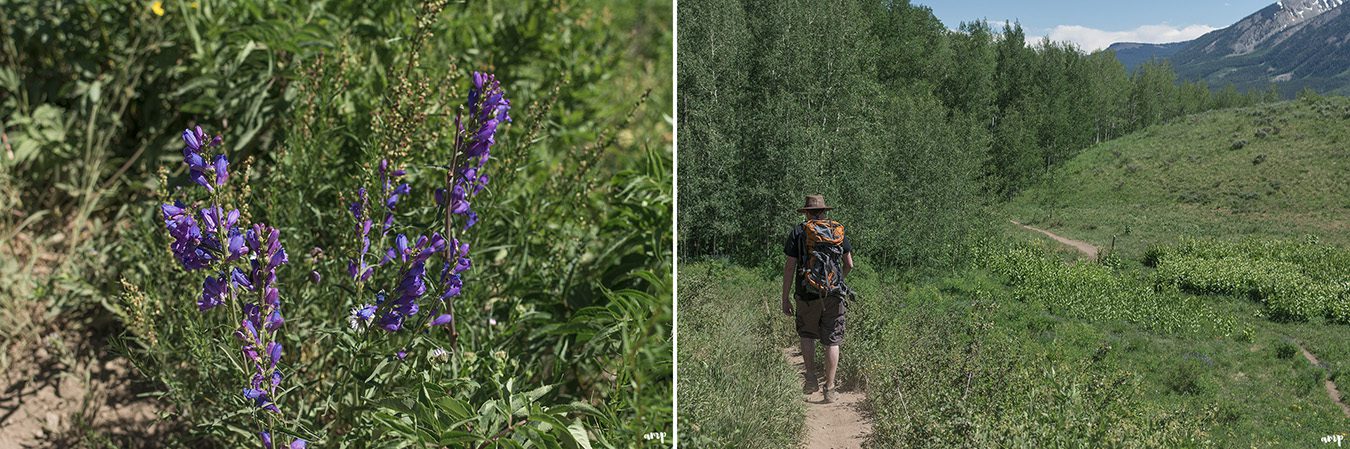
[678,0,1275,269]
[677,263,803,449]
[2,0,672,446]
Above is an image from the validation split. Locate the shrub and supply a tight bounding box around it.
[1274,340,1298,360]
[1160,357,1211,396]
[1149,238,1350,323]
[984,244,1233,335]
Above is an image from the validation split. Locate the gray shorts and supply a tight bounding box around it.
[795,294,845,346]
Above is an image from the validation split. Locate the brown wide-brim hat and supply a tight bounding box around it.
[797,194,833,213]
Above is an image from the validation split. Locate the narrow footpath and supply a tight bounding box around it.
[782,347,872,449]
[1296,342,1350,418]
[1011,220,1098,259]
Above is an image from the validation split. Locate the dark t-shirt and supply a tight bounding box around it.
[783,222,852,299]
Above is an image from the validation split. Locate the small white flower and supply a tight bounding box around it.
[429,348,449,362]
[348,304,375,330]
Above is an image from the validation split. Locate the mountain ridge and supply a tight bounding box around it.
[1105,0,1350,96]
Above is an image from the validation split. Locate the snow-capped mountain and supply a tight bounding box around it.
[1106,0,1350,96]
[1214,0,1345,55]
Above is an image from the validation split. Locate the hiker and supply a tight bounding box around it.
[780,194,854,403]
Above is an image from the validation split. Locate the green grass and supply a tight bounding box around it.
[682,243,1349,447]
[1006,96,1350,261]
[677,262,803,449]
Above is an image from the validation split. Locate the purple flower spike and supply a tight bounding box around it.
[161,126,290,443]
[290,439,308,449]
[338,74,508,336]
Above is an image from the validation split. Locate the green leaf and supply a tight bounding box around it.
[566,421,592,449]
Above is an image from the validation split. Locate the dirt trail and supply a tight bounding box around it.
[1295,342,1350,418]
[1011,220,1099,259]
[782,347,872,449]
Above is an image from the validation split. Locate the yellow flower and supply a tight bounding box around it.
[151,1,164,16]
[190,2,199,9]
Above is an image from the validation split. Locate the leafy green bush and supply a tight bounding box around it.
[1145,237,1350,282]
[1149,238,1350,323]
[984,244,1234,335]
[1274,340,1298,360]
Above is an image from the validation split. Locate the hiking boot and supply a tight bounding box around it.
[822,387,835,404]
[803,372,820,394]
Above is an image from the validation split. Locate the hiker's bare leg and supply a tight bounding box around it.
[800,337,816,375]
[824,344,839,390]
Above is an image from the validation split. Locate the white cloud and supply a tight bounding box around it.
[1044,23,1217,52]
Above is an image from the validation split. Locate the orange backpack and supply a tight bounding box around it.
[799,219,846,297]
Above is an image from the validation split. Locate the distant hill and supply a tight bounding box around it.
[1106,41,1189,71]
[1005,97,1350,259]
[1107,0,1350,96]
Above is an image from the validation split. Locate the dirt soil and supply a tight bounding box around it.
[1011,220,1099,259]
[782,347,872,449]
[0,329,167,448]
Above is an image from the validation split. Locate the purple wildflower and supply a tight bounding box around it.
[159,125,294,443]
[199,274,228,311]
[430,314,454,327]
[161,202,215,270]
[339,73,509,342]
[233,224,289,414]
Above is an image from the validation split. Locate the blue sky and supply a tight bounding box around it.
[919,0,1278,51]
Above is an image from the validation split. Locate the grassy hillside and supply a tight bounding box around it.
[1007,96,1350,260]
